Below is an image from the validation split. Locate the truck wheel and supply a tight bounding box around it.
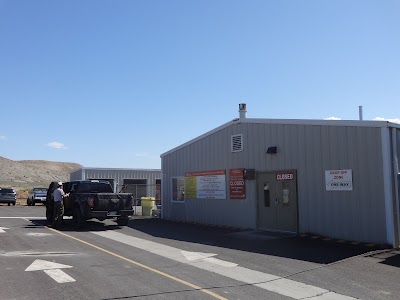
[73,208,84,228]
[116,217,129,226]
[27,199,31,206]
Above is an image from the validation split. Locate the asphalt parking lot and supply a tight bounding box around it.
[0,205,399,300]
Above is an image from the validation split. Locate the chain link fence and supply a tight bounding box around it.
[118,184,161,216]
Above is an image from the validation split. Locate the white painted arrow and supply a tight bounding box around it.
[181,251,217,261]
[25,259,75,283]
[181,251,238,267]
[0,227,9,233]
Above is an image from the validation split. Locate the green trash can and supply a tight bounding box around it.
[141,197,156,216]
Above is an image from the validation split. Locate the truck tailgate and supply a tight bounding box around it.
[96,193,132,212]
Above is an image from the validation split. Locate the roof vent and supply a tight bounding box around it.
[231,134,243,152]
[239,103,247,119]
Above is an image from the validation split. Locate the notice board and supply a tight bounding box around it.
[185,170,226,199]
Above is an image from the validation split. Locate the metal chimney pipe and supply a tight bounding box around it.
[359,106,363,121]
[239,103,247,119]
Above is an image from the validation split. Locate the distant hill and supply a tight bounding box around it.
[0,156,81,197]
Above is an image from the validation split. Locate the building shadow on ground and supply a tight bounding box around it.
[25,216,395,266]
[126,218,393,265]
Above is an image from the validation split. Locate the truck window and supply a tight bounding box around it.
[70,181,113,193]
[70,184,77,192]
[99,183,113,193]
[90,183,99,192]
[78,183,91,193]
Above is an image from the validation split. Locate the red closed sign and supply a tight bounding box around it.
[229,168,246,199]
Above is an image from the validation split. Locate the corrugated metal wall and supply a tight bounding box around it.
[70,169,82,181]
[70,168,161,192]
[292,124,385,243]
[397,128,400,167]
[161,124,258,229]
[162,122,389,244]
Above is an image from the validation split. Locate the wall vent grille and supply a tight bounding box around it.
[231,134,243,152]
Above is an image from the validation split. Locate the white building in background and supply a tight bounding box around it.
[161,104,400,247]
[70,167,161,202]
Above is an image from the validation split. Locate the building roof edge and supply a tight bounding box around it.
[161,118,400,157]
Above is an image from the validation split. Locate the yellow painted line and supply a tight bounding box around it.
[337,240,346,243]
[46,227,227,300]
[366,243,376,247]
[351,242,360,245]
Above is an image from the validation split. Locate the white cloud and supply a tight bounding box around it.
[373,117,400,124]
[324,117,341,120]
[135,153,160,159]
[47,142,68,149]
[0,135,6,140]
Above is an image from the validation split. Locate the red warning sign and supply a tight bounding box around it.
[229,168,245,199]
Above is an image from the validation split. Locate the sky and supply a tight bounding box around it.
[0,0,399,169]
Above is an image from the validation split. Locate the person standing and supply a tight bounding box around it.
[53,182,69,228]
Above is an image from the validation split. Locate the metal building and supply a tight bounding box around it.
[70,167,161,204]
[160,105,400,247]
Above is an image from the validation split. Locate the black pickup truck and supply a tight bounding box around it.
[46,180,134,227]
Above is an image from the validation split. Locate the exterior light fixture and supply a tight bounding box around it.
[267,146,277,154]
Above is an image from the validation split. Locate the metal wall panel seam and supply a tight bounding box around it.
[357,127,368,241]
[381,127,395,246]
[391,128,400,248]
[348,127,360,240]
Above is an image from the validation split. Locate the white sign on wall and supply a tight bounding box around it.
[325,169,353,191]
[185,170,226,199]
